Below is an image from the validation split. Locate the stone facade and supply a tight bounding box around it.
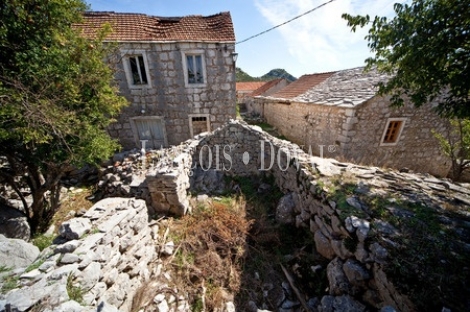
[344,96,450,176]
[108,42,236,149]
[239,79,290,115]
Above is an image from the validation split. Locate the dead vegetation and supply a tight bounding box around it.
[130,175,332,312]
[132,195,253,311]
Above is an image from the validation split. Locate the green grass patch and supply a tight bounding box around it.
[1,274,19,294]
[25,259,45,273]
[66,273,84,305]
[32,234,55,251]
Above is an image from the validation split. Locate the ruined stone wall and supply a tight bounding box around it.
[344,97,451,177]
[107,42,236,149]
[144,121,470,311]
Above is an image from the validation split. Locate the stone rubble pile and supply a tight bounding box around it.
[0,198,166,312]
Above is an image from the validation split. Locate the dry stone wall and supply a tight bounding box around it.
[2,120,467,311]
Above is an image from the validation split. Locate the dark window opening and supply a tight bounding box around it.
[129,55,148,85]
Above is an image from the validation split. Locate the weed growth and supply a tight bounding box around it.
[32,234,55,251]
[66,273,84,305]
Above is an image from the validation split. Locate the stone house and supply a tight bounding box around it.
[242,78,290,115]
[236,81,266,102]
[249,67,451,177]
[77,11,237,149]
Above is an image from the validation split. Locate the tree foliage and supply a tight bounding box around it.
[433,119,470,180]
[342,0,470,118]
[0,0,127,233]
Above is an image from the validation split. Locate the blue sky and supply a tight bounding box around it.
[85,0,399,78]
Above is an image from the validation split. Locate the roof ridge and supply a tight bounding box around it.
[84,11,230,20]
[301,70,338,77]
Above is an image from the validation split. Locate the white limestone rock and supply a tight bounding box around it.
[59,218,92,240]
[0,234,39,270]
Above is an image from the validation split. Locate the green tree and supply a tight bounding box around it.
[0,0,127,233]
[342,0,470,118]
[433,119,470,180]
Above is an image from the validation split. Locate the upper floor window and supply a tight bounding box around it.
[183,50,206,87]
[380,118,406,146]
[129,55,148,85]
[121,50,151,88]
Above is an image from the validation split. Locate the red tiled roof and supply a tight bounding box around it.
[236,82,266,92]
[270,72,336,99]
[250,78,286,97]
[75,11,235,42]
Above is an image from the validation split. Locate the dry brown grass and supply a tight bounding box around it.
[177,198,252,310]
[51,188,94,232]
[138,196,253,311]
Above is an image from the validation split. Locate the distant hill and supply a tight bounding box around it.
[236,67,263,82]
[236,67,297,82]
[261,68,297,82]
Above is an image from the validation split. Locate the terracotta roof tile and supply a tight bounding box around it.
[236,82,266,92]
[76,11,235,42]
[250,78,286,97]
[270,72,336,99]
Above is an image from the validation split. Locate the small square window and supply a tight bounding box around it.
[189,114,210,137]
[380,118,406,146]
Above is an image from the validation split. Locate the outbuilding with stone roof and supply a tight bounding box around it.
[249,67,451,177]
[76,11,237,148]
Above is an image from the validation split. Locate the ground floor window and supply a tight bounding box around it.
[189,114,211,138]
[130,117,167,149]
[380,118,406,146]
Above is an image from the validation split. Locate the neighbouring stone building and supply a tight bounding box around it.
[247,67,451,177]
[76,11,237,149]
[241,78,290,115]
[236,81,266,102]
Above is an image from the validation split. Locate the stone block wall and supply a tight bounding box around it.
[108,42,236,149]
[258,98,350,157]
[344,96,451,177]
[146,141,200,216]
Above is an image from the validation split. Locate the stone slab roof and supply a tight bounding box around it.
[236,82,267,92]
[292,67,391,107]
[269,72,336,99]
[76,11,235,42]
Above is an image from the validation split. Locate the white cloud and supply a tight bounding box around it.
[254,0,396,74]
